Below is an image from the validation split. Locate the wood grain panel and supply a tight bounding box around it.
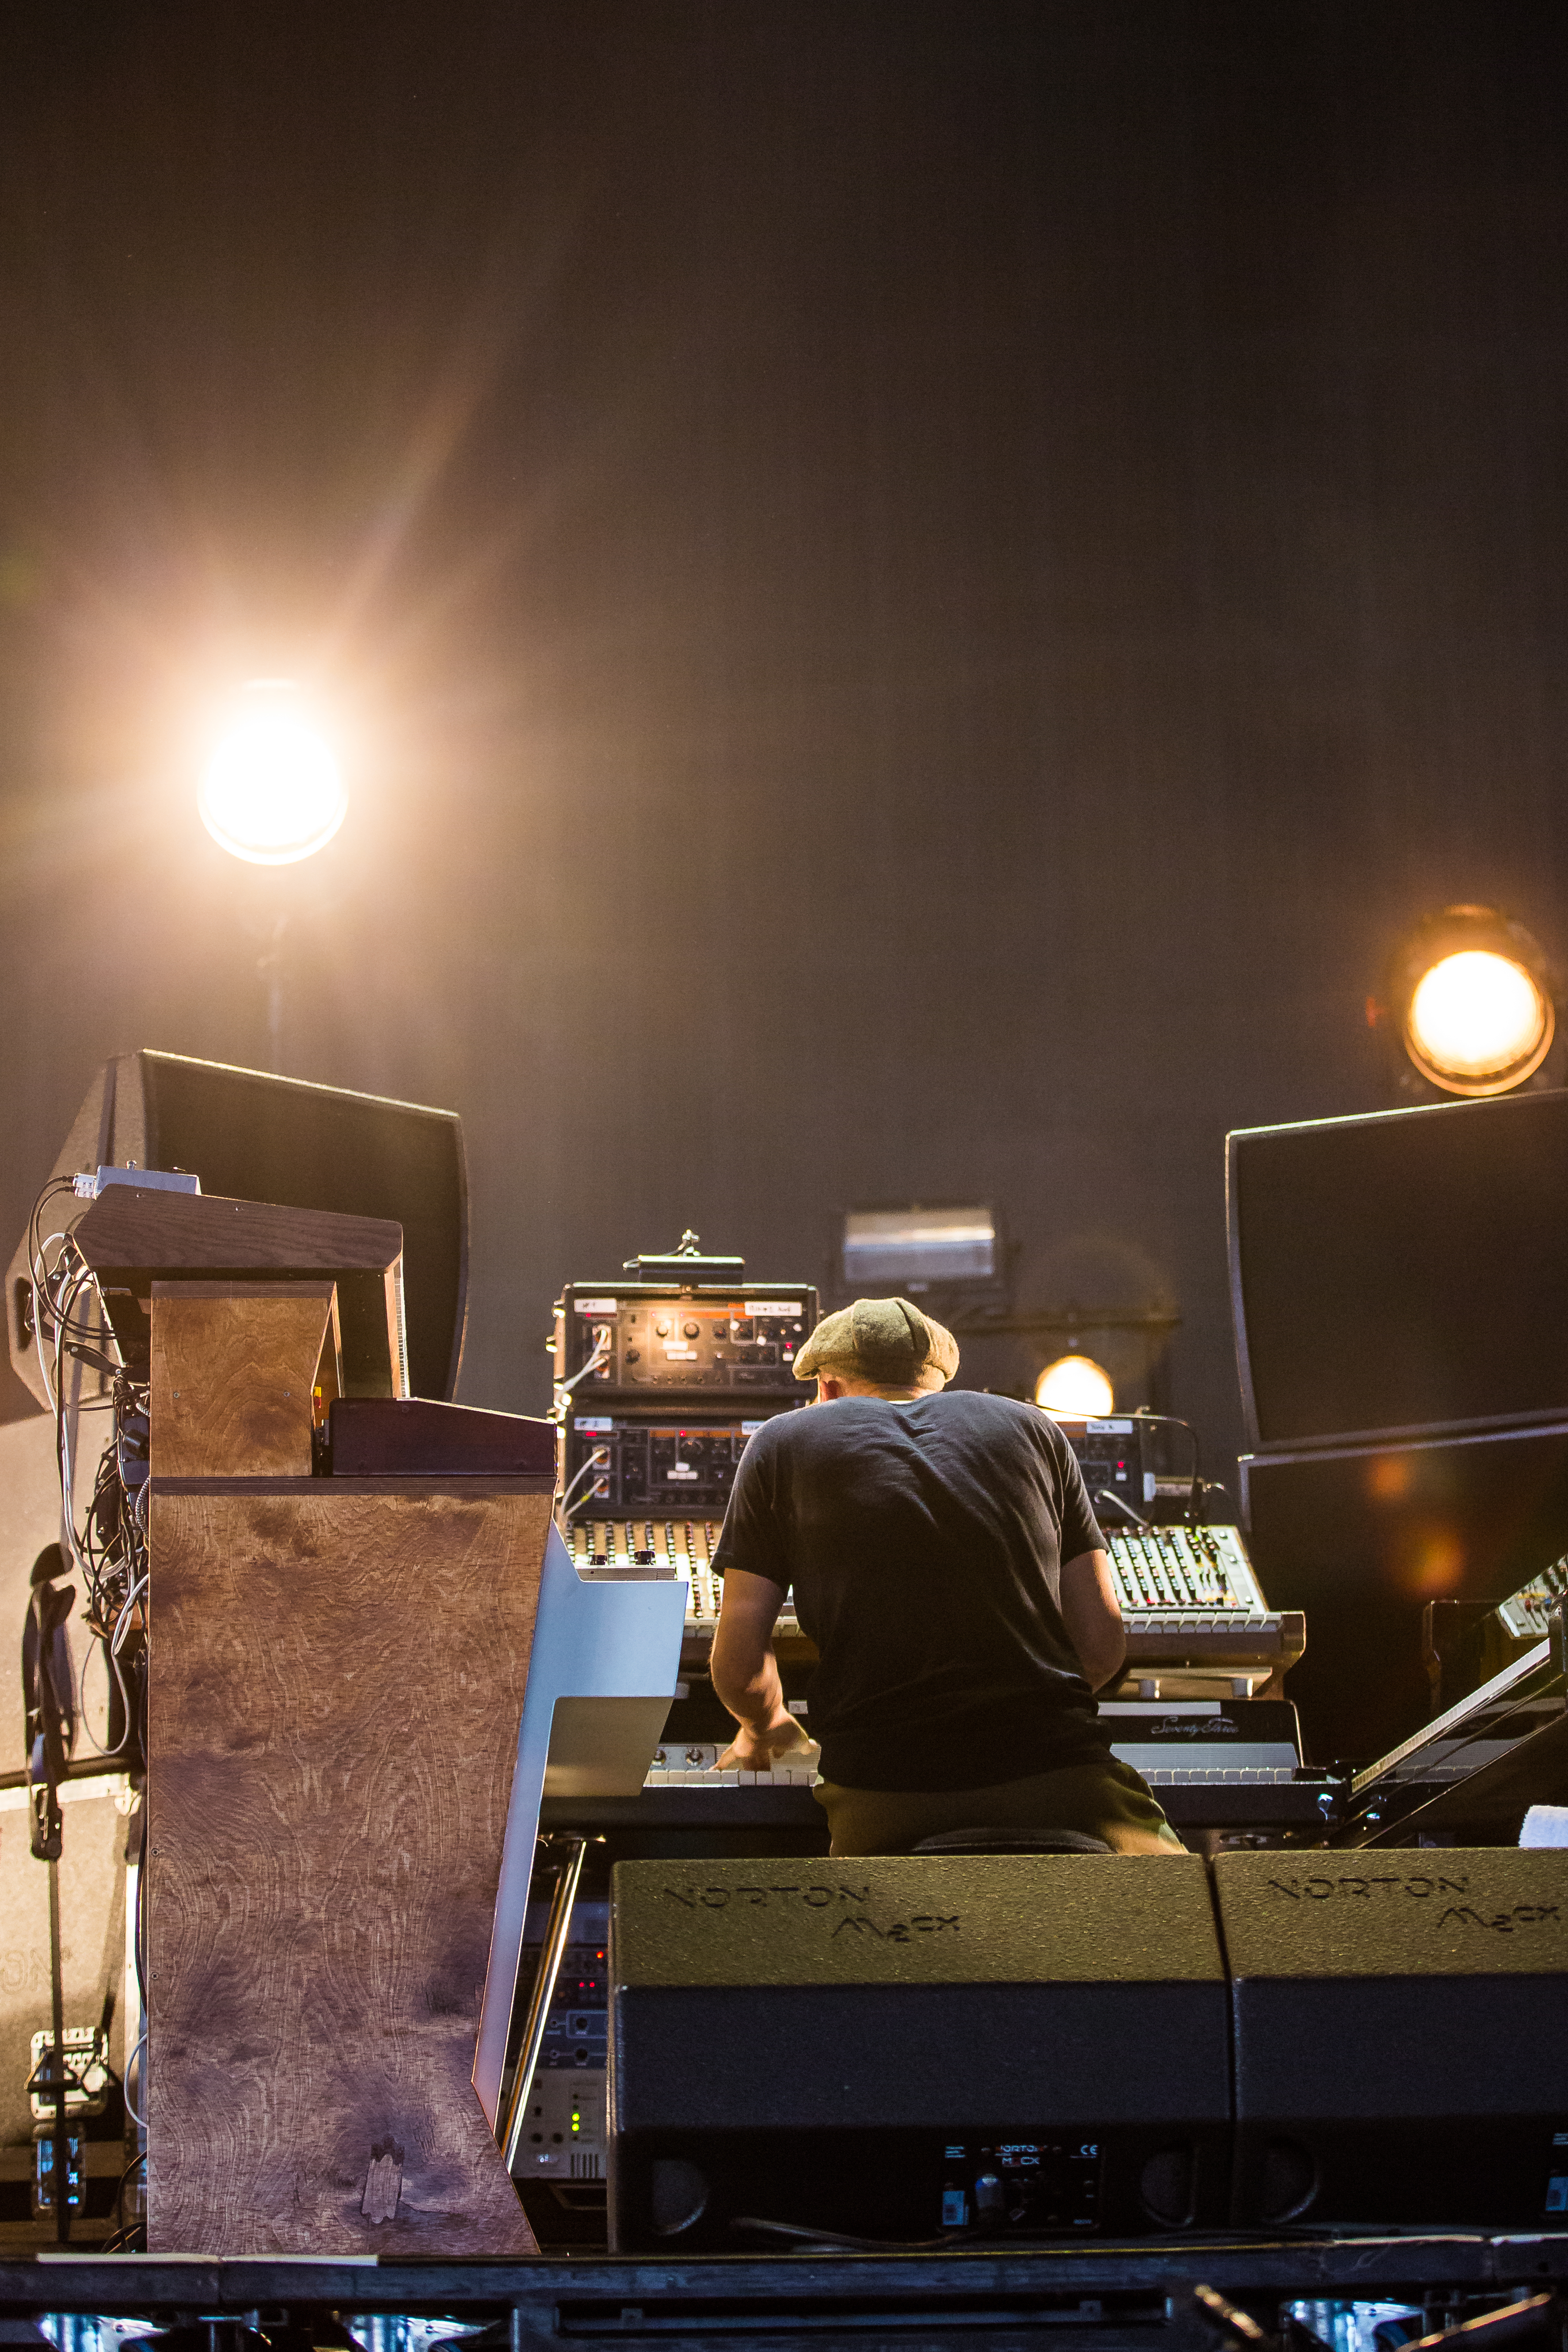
[146,1484,549,2256]
[76,1186,402,1276]
[149,1283,339,1479]
[76,1188,407,1399]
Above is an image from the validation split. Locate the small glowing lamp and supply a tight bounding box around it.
[1405,950,1551,1091]
[1385,906,1555,1098]
[1035,1355,1115,1418]
[198,681,347,866]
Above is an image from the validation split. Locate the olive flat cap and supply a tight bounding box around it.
[795,1295,959,1389]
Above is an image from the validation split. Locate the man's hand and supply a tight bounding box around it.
[715,1711,818,1774]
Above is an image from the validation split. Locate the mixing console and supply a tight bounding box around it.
[1498,1553,1568,1642]
[1106,1524,1301,1676]
[570,1516,721,1575]
[566,1519,1297,1673]
[568,1519,811,1659]
[1106,1524,1262,1610]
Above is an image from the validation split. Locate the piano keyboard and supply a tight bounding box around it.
[1121,1610,1301,1664]
[645,1739,822,1788]
[1121,1754,1304,1786]
[639,1734,1303,1791]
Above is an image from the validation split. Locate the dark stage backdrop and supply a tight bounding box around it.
[1,0,1565,1497]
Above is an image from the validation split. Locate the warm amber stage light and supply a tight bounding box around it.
[198,681,348,865]
[1386,906,1555,1098]
[1405,950,1550,1089]
[1035,1354,1115,1417]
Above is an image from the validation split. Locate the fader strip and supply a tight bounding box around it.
[1106,1526,1302,1676]
[567,1518,812,1660]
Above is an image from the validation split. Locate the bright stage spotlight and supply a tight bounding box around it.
[1035,1354,1115,1418]
[1385,907,1555,1098]
[198,680,348,866]
[1408,952,1547,1087]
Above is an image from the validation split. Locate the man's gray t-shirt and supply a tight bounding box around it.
[711,1390,1110,1792]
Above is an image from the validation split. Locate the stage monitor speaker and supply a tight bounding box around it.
[1228,1091,1568,1453]
[1241,1423,1568,1761]
[1214,1848,1568,2230]
[7,1050,467,1407]
[607,1854,1231,2252]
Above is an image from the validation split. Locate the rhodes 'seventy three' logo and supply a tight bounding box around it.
[662,1882,960,1939]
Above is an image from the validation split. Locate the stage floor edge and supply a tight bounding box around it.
[0,2235,1565,2335]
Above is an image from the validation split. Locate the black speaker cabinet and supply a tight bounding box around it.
[608,1854,1230,2251]
[1241,1424,1568,1764]
[1214,1848,1568,2229]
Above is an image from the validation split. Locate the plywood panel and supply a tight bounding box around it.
[149,1283,338,1479]
[145,1483,548,2256]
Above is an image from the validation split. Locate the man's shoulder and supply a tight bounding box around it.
[918,1389,1070,1462]
[739,1403,817,1456]
[924,1389,1054,1436]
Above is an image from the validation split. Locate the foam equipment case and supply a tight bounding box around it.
[1214,1848,1568,2230]
[607,1855,1231,2251]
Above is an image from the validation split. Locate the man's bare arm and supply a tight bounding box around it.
[709,1568,814,1770]
[1058,1548,1127,1694]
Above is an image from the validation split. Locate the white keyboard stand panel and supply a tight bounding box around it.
[473,1520,685,2127]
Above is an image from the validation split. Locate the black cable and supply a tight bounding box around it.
[1095,1487,1150,1530]
[103,2150,146,2252]
[27,1179,77,1312]
[1130,1410,1205,1526]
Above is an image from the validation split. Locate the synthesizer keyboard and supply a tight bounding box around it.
[1101,1699,1307,1787]
[642,1704,1307,1789]
[626,1697,1340,1828]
